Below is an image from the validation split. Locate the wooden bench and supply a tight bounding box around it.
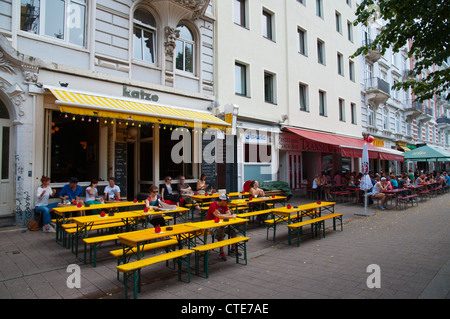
[264,216,291,241]
[82,234,121,266]
[330,191,351,202]
[237,209,272,225]
[397,194,418,210]
[419,190,431,201]
[116,249,194,299]
[287,213,343,247]
[192,237,250,278]
[110,239,179,278]
[64,221,126,250]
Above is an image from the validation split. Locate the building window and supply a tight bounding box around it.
[383,108,389,130]
[175,25,194,73]
[299,83,308,111]
[316,0,323,18]
[264,72,276,104]
[368,106,375,127]
[234,0,247,27]
[20,0,87,47]
[133,8,157,64]
[347,20,354,42]
[298,27,307,56]
[351,103,357,124]
[349,60,355,81]
[395,113,401,133]
[262,10,273,40]
[317,39,325,65]
[235,62,248,96]
[337,53,344,76]
[339,99,345,121]
[319,90,327,116]
[335,11,342,34]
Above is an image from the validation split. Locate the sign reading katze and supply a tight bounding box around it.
[123,85,159,102]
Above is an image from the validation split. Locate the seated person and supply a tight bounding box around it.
[249,180,265,198]
[372,177,388,210]
[206,194,238,261]
[104,177,120,201]
[197,174,209,194]
[35,176,58,232]
[144,185,165,227]
[161,176,179,205]
[59,177,84,216]
[178,176,200,214]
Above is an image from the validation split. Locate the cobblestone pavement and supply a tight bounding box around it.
[0,192,449,301]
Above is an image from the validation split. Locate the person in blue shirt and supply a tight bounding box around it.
[59,177,83,203]
[443,172,450,186]
[59,177,85,215]
[389,174,398,189]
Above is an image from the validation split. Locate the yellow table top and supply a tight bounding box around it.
[118,224,200,247]
[272,202,335,216]
[185,217,248,230]
[52,200,146,215]
[190,193,221,201]
[71,211,144,226]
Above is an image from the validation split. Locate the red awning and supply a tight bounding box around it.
[284,127,404,162]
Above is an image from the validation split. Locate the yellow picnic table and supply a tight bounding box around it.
[117,224,201,260]
[139,206,189,225]
[185,217,248,246]
[52,200,146,242]
[267,202,336,241]
[71,211,146,261]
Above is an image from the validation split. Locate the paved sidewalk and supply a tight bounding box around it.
[0,192,449,300]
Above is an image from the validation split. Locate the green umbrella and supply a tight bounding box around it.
[403,144,450,162]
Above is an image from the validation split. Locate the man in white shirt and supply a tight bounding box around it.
[104,177,121,201]
[372,177,388,210]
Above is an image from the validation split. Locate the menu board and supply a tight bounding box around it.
[114,142,127,197]
[201,136,216,190]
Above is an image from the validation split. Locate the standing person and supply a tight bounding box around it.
[161,176,179,205]
[104,177,121,201]
[372,177,388,210]
[59,177,85,216]
[312,174,322,200]
[196,174,209,194]
[206,194,238,261]
[144,185,166,227]
[85,179,103,214]
[35,176,57,232]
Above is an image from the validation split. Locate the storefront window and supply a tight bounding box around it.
[159,128,193,180]
[321,154,333,173]
[341,157,351,173]
[50,111,99,182]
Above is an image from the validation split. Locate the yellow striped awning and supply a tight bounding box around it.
[47,87,230,130]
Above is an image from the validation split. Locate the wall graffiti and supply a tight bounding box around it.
[15,154,32,225]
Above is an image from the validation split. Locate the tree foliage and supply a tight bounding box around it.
[352,0,450,101]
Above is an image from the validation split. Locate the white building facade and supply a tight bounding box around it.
[0,0,230,223]
[357,9,450,174]
[215,0,402,190]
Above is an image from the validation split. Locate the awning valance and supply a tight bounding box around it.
[46,87,230,130]
[283,127,404,162]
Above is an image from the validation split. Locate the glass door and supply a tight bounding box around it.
[0,100,12,217]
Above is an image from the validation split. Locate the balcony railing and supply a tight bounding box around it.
[364,77,390,95]
[437,117,450,124]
